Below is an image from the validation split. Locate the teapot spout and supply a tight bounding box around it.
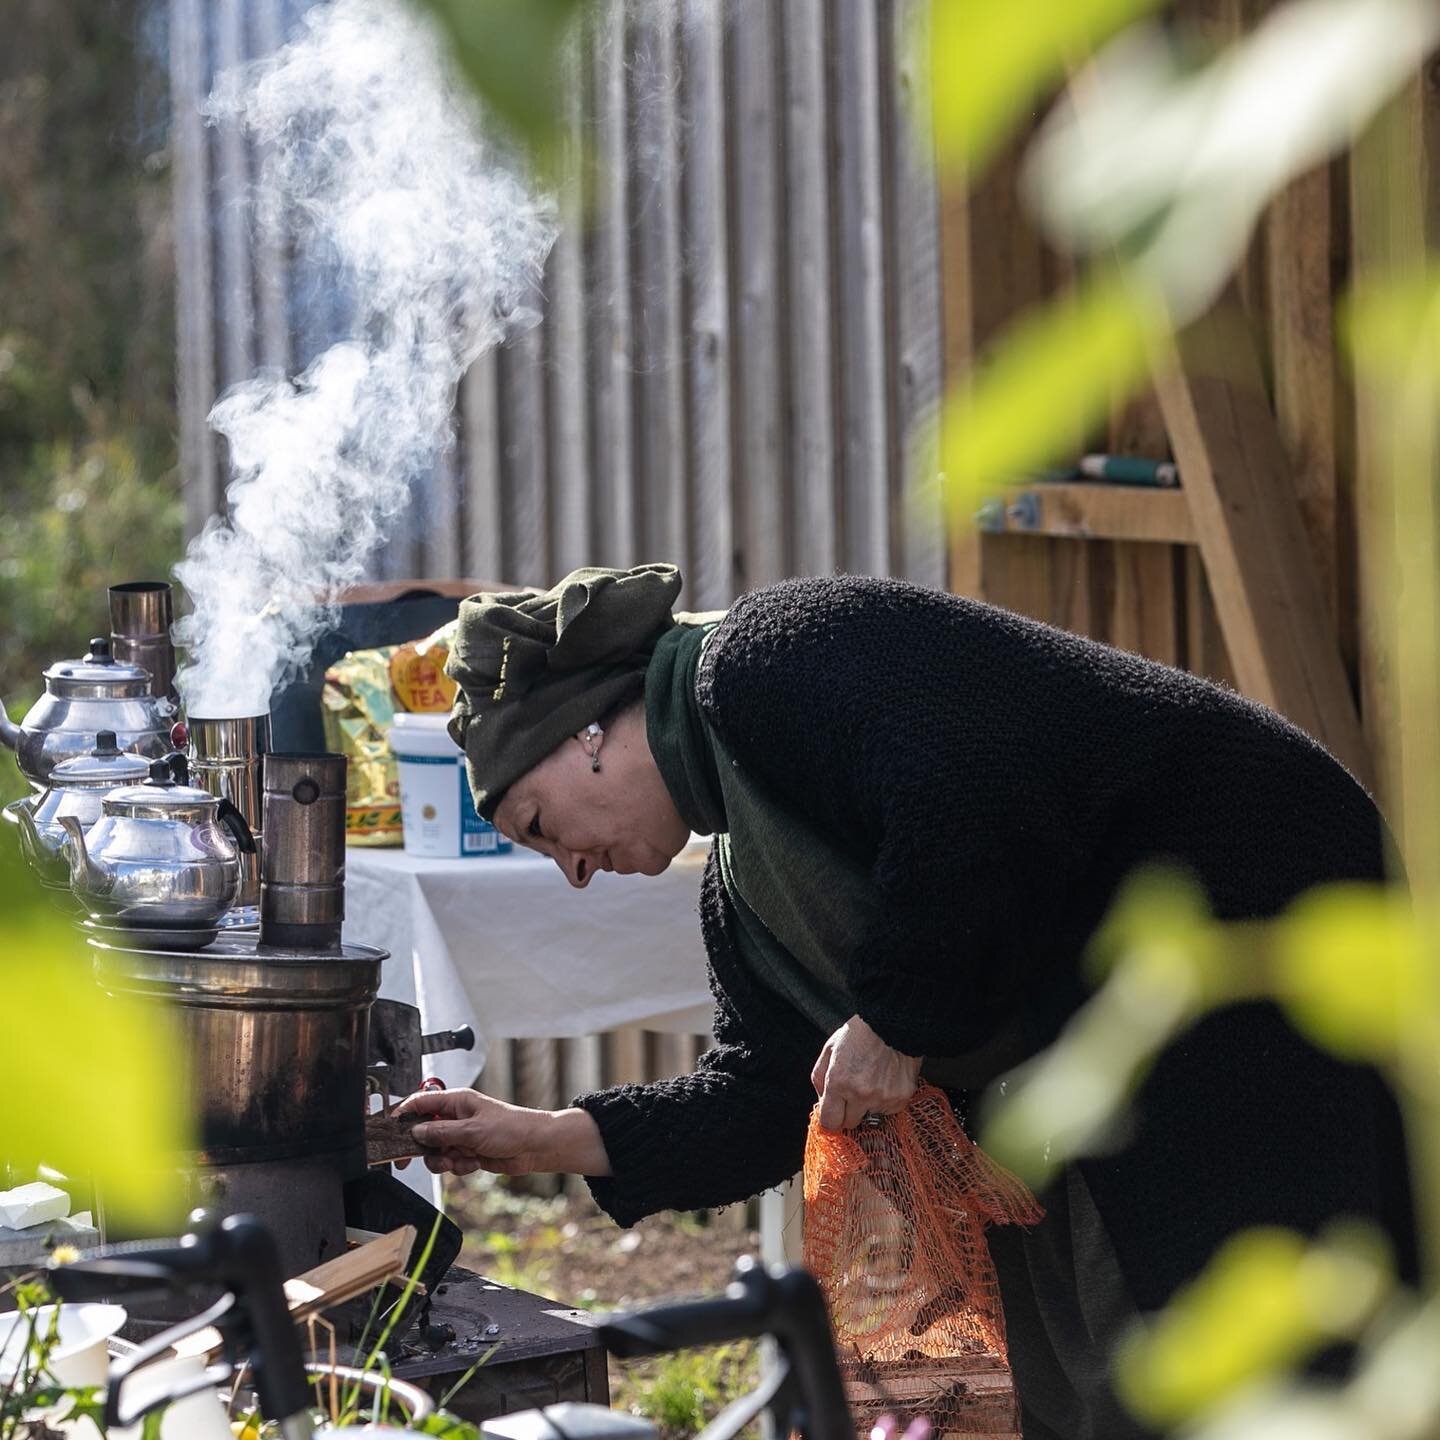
[0,697,18,754]
[57,815,105,894]
[10,797,42,867]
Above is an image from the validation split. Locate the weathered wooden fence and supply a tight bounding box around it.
[169,0,947,1102]
[170,0,946,609]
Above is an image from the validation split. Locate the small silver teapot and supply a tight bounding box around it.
[60,755,256,930]
[7,730,151,888]
[0,637,177,788]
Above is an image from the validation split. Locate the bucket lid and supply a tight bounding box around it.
[389,712,460,759]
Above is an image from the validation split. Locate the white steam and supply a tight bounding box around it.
[174,0,558,718]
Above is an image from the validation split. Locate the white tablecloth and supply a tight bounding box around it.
[343,838,715,1090]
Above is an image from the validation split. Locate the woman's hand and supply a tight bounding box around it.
[393,1088,612,1177]
[811,1015,922,1132]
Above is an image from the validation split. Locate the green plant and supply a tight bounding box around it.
[618,1343,760,1440]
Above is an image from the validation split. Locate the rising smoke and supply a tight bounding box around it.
[174,0,558,718]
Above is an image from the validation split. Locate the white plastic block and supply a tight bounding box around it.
[0,1182,70,1230]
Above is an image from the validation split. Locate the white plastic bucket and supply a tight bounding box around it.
[389,714,511,859]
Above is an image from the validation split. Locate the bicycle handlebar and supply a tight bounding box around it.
[598,1258,852,1440]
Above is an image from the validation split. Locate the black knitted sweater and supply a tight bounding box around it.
[575,574,1414,1316]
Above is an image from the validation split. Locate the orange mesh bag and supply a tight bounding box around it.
[803,1084,1043,1438]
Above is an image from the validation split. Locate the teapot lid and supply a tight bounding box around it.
[47,731,152,788]
[103,756,221,821]
[44,638,151,698]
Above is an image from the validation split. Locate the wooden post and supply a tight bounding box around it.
[889,0,946,591]
[548,59,592,581]
[213,0,255,392]
[832,0,891,576]
[501,327,550,587]
[462,349,503,582]
[782,0,839,578]
[1349,75,1440,847]
[1151,296,1371,784]
[730,0,786,590]
[170,0,220,539]
[250,0,291,375]
[681,0,734,609]
[630,4,688,578]
[588,0,637,569]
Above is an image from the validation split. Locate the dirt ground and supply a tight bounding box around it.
[446,1175,763,1433]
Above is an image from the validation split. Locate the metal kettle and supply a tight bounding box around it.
[60,754,256,930]
[0,636,177,788]
[7,729,151,888]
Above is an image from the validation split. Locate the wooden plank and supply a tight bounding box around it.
[587,0,637,569]
[1183,547,1237,690]
[1108,542,1180,665]
[462,348,503,582]
[980,536,1053,623]
[1349,77,1440,849]
[1044,538,1101,638]
[979,482,1196,545]
[729,0,786,589]
[782,0,838,577]
[501,327,550,587]
[170,0,220,539]
[937,134,1049,605]
[426,440,463,581]
[249,0,291,373]
[213,0,256,392]
[1151,296,1370,783]
[630,4,688,576]
[548,60,591,581]
[832,0,890,575]
[480,1037,515,1105]
[681,0,733,609]
[605,1028,647,1089]
[1268,162,1339,621]
[889,0,946,590]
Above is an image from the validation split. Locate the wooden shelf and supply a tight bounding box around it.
[978,482,1195,545]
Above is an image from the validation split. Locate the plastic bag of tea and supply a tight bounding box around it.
[321,624,459,846]
[322,647,404,846]
[388,622,458,715]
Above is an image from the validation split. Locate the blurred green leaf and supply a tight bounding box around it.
[1118,1226,1391,1427]
[1273,885,1433,1065]
[0,841,191,1226]
[1343,266,1440,391]
[929,0,1163,175]
[942,273,1164,525]
[412,0,588,172]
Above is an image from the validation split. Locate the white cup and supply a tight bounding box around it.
[109,1354,234,1440]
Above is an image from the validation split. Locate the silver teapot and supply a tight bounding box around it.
[60,755,256,930]
[0,637,177,788]
[7,730,151,888]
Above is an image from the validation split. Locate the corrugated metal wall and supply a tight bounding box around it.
[170,0,948,609]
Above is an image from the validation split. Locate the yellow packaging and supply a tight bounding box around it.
[322,647,404,846]
[321,623,460,846]
[388,626,457,714]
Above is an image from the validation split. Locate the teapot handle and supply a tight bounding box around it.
[216,797,257,854]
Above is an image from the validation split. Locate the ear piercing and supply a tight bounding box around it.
[584,722,603,773]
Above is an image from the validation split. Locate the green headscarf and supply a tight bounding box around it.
[445,563,683,819]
